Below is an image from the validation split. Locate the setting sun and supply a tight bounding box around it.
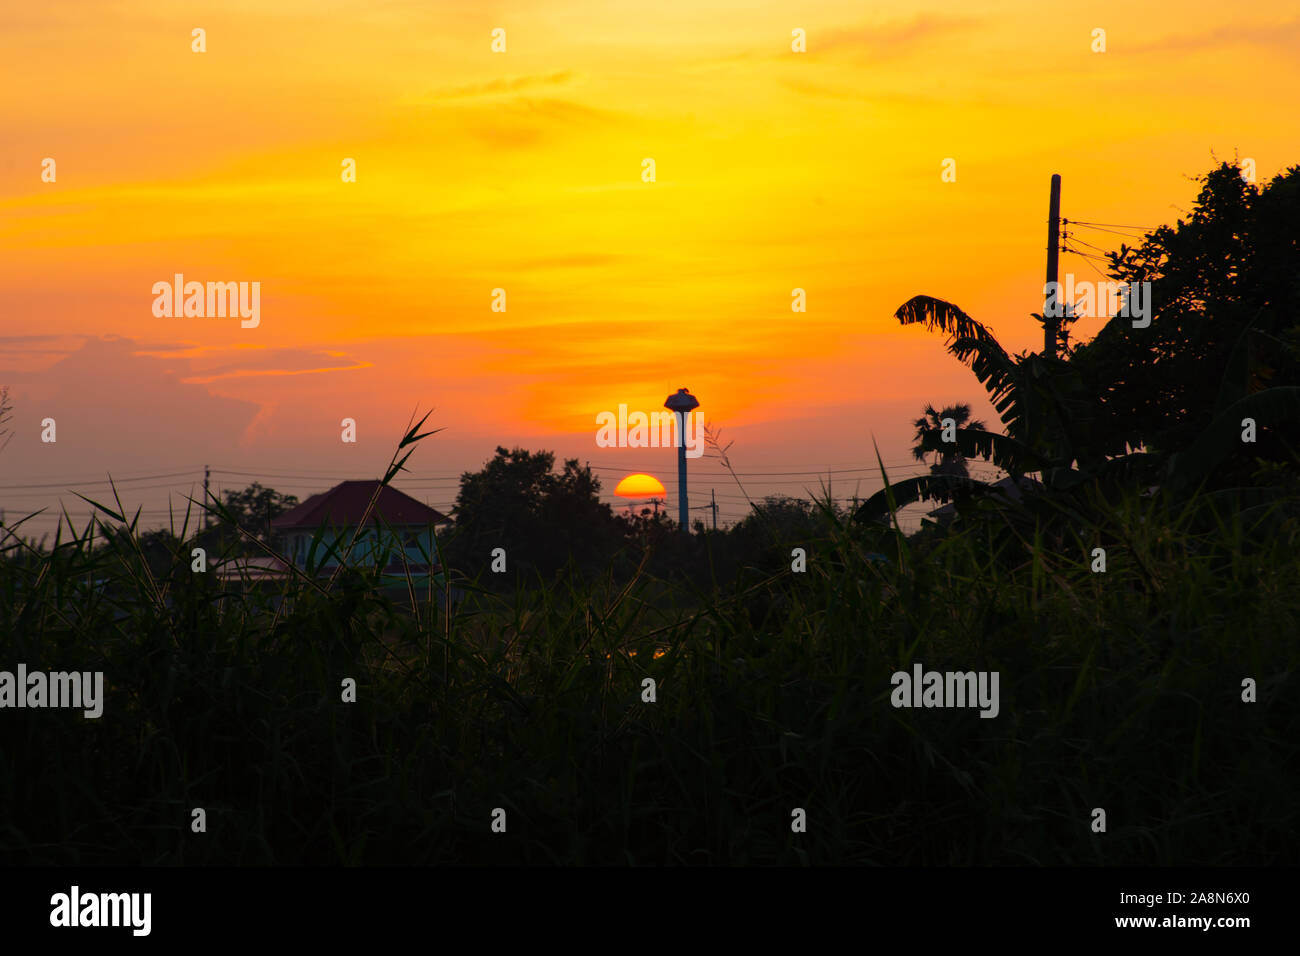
[613,473,667,499]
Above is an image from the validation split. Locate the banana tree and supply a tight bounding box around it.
[855,296,1133,522]
[857,296,1299,523]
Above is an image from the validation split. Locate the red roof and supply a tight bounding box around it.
[271,480,450,530]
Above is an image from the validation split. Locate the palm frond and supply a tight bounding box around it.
[913,426,1046,475]
[853,473,995,523]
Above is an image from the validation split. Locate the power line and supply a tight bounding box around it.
[0,470,202,491]
[5,456,1002,512]
[208,466,384,478]
[1061,244,1111,262]
[1063,235,1116,257]
[1063,219,1154,231]
[587,463,924,478]
[1065,222,1148,241]
[0,465,206,482]
[6,458,953,490]
[3,463,989,495]
[209,468,461,483]
[1062,246,1113,282]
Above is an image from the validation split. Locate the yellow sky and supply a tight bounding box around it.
[2,0,1299,530]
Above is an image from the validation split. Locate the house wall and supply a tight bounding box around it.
[286,527,439,570]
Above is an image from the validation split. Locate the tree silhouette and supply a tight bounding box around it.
[858,161,1300,524]
[911,403,987,479]
[441,447,621,581]
[1071,160,1300,474]
[220,482,299,546]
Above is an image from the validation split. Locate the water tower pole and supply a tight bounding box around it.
[663,388,699,535]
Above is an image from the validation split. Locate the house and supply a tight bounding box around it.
[270,480,452,574]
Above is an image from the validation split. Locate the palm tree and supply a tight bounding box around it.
[911,403,987,479]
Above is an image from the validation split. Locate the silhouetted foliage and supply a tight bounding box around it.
[912,403,987,480]
[219,482,300,549]
[1072,161,1300,472]
[441,447,623,583]
[865,161,1300,523]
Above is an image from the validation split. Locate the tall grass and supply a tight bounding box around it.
[1,426,1297,864]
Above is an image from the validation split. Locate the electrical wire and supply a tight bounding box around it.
[1063,235,1117,257]
[1064,219,1154,231]
[0,470,203,491]
[1062,246,1114,282]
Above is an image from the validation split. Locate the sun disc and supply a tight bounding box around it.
[614,473,666,498]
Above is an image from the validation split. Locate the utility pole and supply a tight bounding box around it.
[710,488,718,531]
[203,464,211,529]
[1044,173,1062,359]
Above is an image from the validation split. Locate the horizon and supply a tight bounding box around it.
[4,0,1300,538]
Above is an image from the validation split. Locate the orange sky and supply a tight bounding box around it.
[3,0,1299,534]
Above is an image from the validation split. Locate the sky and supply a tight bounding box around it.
[3,0,1299,537]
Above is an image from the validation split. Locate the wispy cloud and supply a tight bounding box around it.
[427,71,581,101]
[180,362,373,385]
[129,342,373,384]
[1129,18,1300,55]
[683,13,981,72]
[815,14,981,60]
[175,347,373,385]
[458,96,619,149]
[1,336,259,470]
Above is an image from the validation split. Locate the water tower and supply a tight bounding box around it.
[663,387,699,534]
